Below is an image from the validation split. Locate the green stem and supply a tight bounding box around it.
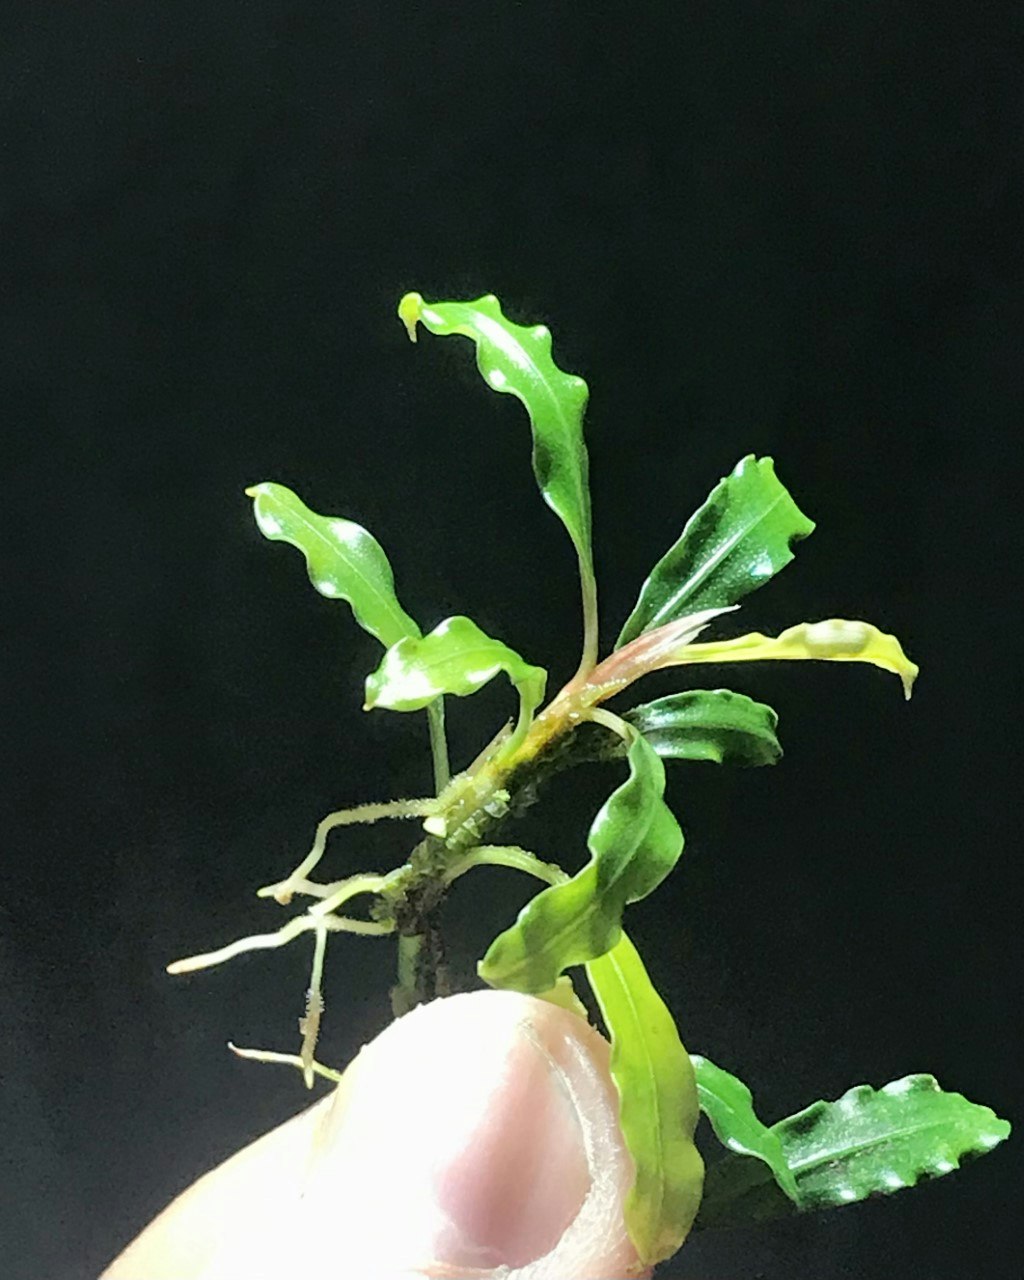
[394,698,449,1016]
[393,932,425,1017]
[426,698,451,792]
[574,558,600,681]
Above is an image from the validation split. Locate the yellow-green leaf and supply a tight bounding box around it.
[658,619,919,699]
[585,932,704,1267]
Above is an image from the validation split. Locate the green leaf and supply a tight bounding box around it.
[690,1055,798,1201]
[364,615,546,716]
[617,455,814,648]
[399,291,597,665]
[660,619,920,700]
[478,726,682,993]
[246,482,420,649]
[695,1074,1011,1232]
[624,690,782,767]
[535,974,589,1020]
[585,932,704,1267]
[399,291,591,566]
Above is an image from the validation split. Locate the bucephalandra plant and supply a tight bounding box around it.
[168,291,1010,1271]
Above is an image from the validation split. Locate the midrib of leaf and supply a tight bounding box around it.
[786,1118,975,1175]
[292,506,410,636]
[473,310,590,541]
[645,490,786,632]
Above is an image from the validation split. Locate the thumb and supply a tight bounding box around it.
[299,989,651,1278]
[104,990,651,1279]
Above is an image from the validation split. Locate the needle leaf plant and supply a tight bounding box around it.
[169,292,1010,1272]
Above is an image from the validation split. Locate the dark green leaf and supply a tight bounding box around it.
[617,455,814,648]
[624,690,781,766]
[246,482,420,649]
[364,615,546,715]
[585,932,704,1267]
[695,1073,1011,1231]
[478,727,682,993]
[690,1055,798,1201]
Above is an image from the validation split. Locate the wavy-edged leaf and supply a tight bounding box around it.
[690,1055,798,1201]
[399,291,591,566]
[246,482,420,649]
[364,615,546,716]
[478,726,682,993]
[625,690,781,766]
[585,932,704,1267]
[617,455,814,648]
[695,1074,1011,1231]
[658,619,920,699]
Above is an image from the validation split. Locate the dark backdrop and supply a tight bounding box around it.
[1,5,1020,1279]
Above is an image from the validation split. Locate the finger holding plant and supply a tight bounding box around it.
[167,291,1009,1273]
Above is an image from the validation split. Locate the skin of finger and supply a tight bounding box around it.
[100,1087,339,1279]
[100,994,654,1280]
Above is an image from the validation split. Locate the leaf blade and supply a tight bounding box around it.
[364,615,546,714]
[246,482,420,649]
[658,619,920,699]
[478,726,682,993]
[787,1075,1011,1208]
[585,932,704,1266]
[695,1074,1011,1231]
[399,291,596,656]
[624,690,782,767]
[617,455,814,648]
[690,1055,798,1201]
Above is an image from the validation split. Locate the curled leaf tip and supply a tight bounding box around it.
[243,484,260,498]
[398,291,424,342]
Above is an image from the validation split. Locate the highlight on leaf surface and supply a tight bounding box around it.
[623,689,782,767]
[695,1073,1011,1232]
[617,454,815,648]
[399,290,598,669]
[690,1055,798,1202]
[245,481,420,649]
[478,722,682,993]
[585,931,704,1267]
[658,618,920,699]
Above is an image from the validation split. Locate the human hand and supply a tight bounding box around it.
[102,989,652,1278]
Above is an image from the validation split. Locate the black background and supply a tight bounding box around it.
[1,5,1020,1278]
